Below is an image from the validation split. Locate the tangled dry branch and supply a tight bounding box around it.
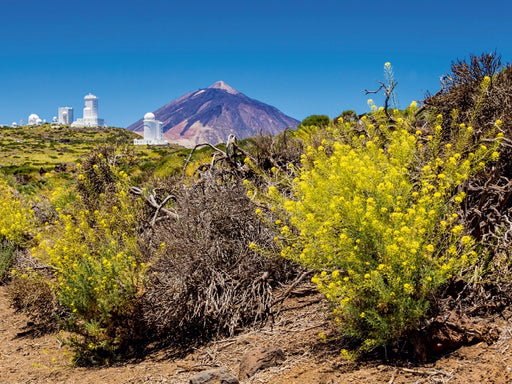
[139,169,297,348]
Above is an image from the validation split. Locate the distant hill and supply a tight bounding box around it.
[126,81,300,147]
[0,125,140,172]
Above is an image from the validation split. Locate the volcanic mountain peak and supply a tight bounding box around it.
[208,80,239,95]
[127,82,299,148]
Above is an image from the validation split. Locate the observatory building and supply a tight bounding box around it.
[134,112,167,145]
[71,93,106,127]
[28,113,42,125]
[58,107,74,125]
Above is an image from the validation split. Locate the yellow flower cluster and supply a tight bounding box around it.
[30,164,146,355]
[35,187,144,314]
[0,177,35,244]
[271,105,501,351]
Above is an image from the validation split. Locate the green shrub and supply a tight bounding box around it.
[297,114,331,129]
[266,97,501,354]
[0,241,15,283]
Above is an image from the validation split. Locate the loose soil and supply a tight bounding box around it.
[1,284,512,384]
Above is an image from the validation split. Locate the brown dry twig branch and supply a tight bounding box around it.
[129,186,180,225]
[271,270,314,315]
[182,134,256,177]
[182,142,225,177]
[364,80,397,122]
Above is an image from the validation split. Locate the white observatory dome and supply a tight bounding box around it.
[28,113,40,125]
[84,93,98,100]
[144,112,156,120]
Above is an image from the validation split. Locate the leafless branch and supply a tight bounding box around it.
[183,143,226,176]
[129,186,180,225]
[364,80,397,121]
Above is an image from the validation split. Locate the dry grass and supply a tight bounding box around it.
[7,275,60,334]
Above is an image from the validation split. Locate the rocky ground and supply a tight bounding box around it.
[1,283,512,384]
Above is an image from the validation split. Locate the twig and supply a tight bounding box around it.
[400,367,452,376]
[183,143,226,176]
[388,368,397,384]
[364,80,397,122]
[130,186,180,223]
[272,270,314,311]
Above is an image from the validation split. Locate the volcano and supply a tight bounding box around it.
[126,81,299,147]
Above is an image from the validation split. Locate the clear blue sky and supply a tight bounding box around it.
[1,0,511,128]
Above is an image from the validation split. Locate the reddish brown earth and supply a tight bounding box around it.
[1,284,512,384]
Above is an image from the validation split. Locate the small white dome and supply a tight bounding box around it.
[144,112,155,120]
[29,113,39,120]
[84,93,97,100]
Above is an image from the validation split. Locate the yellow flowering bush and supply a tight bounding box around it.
[0,175,35,282]
[272,105,501,352]
[32,149,146,364]
[0,176,35,245]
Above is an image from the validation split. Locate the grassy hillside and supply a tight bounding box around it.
[0,125,136,169]
[0,124,204,193]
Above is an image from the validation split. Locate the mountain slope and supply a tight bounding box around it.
[127,81,299,147]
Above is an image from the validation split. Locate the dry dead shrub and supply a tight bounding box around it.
[140,169,297,347]
[31,198,57,225]
[6,248,63,334]
[249,130,303,174]
[183,131,304,193]
[424,52,512,134]
[6,267,62,334]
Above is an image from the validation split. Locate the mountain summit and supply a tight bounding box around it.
[126,81,299,147]
[207,80,239,95]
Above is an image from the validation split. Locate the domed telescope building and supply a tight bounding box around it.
[134,112,167,145]
[28,113,42,126]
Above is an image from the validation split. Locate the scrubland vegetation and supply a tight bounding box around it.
[1,52,512,367]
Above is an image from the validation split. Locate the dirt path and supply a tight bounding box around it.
[2,285,512,383]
